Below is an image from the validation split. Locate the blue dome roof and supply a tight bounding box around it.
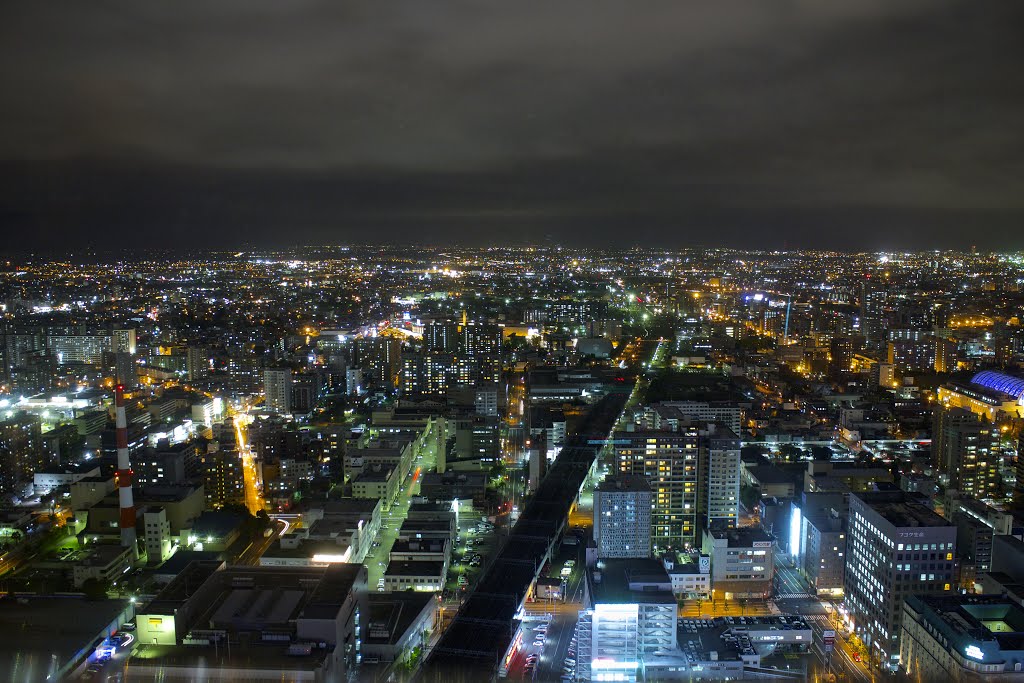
[970,370,1024,400]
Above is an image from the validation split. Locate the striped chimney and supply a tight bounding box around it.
[114,384,137,551]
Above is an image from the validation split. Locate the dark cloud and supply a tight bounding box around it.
[1,1,1022,250]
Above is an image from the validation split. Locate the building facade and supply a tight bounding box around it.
[594,475,652,559]
[845,491,957,670]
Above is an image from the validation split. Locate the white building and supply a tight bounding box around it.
[662,554,711,599]
[263,368,293,414]
[73,545,134,588]
[594,475,652,559]
[703,427,741,529]
[578,559,677,683]
[701,527,775,600]
[383,560,447,592]
[143,507,173,564]
[33,465,100,492]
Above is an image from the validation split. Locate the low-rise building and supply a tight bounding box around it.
[701,527,774,600]
[383,560,447,592]
[577,558,677,682]
[901,594,1024,680]
[662,553,711,599]
[73,544,134,587]
[131,562,367,682]
[362,592,437,665]
[351,466,399,509]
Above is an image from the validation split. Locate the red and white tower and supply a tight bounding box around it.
[114,384,137,555]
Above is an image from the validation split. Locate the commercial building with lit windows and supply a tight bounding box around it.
[844,491,957,671]
[900,594,1024,680]
[701,526,774,599]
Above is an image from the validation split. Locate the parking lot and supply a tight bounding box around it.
[447,509,498,596]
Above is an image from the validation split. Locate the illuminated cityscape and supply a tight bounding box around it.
[0,247,1021,682]
[2,2,1024,681]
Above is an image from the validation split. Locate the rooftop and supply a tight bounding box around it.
[854,491,952,529]
[590,558,676,606]
[365,592,436,646]
[385,560,445,577]
[707,526,773,546]
[596,474,651,493]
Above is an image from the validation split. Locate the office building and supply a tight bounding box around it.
[845,491,957,670]
[594,475,652,559]
[614,428,700,550]
[701,526,774,600]
[900,594,1024,680]
[794,493,847,597]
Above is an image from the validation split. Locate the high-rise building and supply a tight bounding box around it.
[186,346,209,381]
[932,407,1001,499]
[462,324,502,356]
[614,428,700,551]
[794,493,847,598]
[48,334,112,365]
[354,337,401,386]
[845,491,957,670]
[888,338,935,374]
[115,351,137,386]
[640,401,743,435]
[424,322,459,353]
[869,361,895,391]
[202,445,246,508]
[594,475,652,559]
[263,367,293,414]
[701,426,741,530]
[933,336,959,373]
[112,328,137,355]
[0,413,46,495]
[829,336,854,374]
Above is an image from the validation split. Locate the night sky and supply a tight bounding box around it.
[2,1,1023,251]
